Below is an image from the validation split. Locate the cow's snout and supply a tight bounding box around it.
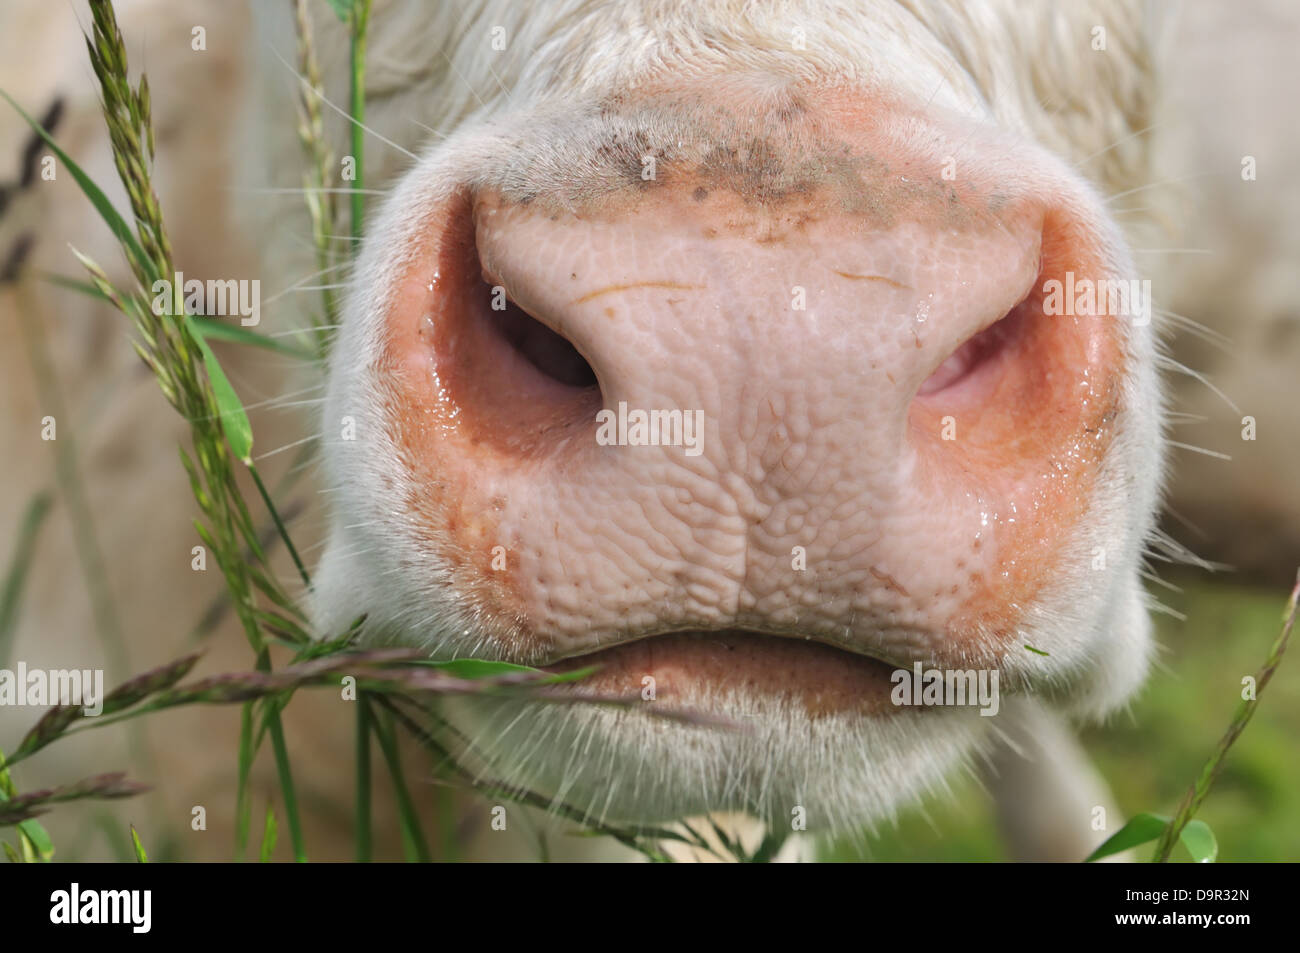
[354,85,1134,712]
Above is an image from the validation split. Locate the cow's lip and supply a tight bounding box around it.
[540,629,911,718]
[537,627,906,667]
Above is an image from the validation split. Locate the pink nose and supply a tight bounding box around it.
[379,89,1125,673]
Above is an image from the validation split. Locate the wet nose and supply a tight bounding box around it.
[470,185,1043,464]
[377,113,1124,667]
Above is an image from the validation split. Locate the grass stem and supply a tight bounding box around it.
[266,704,307,862]
[249,464,310,590]
[371,707,431,862]
[349,0,373,243]
[1152,568,1299,861]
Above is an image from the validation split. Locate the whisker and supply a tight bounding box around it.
[1105,170,1219,204]
[236,382,327,412]
[262,397,329,411]
[1155,355,1242,415]
[1166,440,1232,461]
[1158,309,1234,354]
[1074,120,1161,167]
[1162,506,1208,541]
[268,324,341,338]
[253,434,318,461]
[484,60,513,99]
[438,48,488,110]
[1140,570,1183,593]
[1158,307,1231,341]
[1147,599,1187,622]
[1149,527,1231,573]
[270,44,419,160]
[282,453,322,480]
[263,261,354,307]
[408,118,448,140]
[230,187,388,195]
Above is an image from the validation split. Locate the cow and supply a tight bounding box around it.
[1,0,1295,862]
[304,0,1163,860]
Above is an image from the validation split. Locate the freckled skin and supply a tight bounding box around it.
[374,83,1131,717]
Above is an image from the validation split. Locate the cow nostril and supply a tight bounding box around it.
[916,299,1031,398]
[484,290,598,390]
[395,192,605,455]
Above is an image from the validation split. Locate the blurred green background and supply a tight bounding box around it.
[823,571,1300,862]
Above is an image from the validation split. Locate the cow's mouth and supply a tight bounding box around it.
[543,629,907,718]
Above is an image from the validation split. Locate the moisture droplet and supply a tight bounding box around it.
[417,314,436,342]
[914,295,932,326]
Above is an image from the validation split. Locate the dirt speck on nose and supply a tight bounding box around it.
[869,566,910,597]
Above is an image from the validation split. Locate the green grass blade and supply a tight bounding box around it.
[129,824,148,862]
[38,272,110,301]
[349,0,372,242]
[746,829,790,864]
[235,701,254,860]
[414,659,537,678]
[267,715,307,862]
[17,817,54,862]
[1084,812,1169,862]
[536,666,599,685]
[1178,819,1217,863]
[408,658,597,685]
[249,465,310,589]
[371,709,431,862]
[185,316,318,361]
[0,492,53,668]
[185,321,254,464]
[259,804,278,862]
[2,710,56,868]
